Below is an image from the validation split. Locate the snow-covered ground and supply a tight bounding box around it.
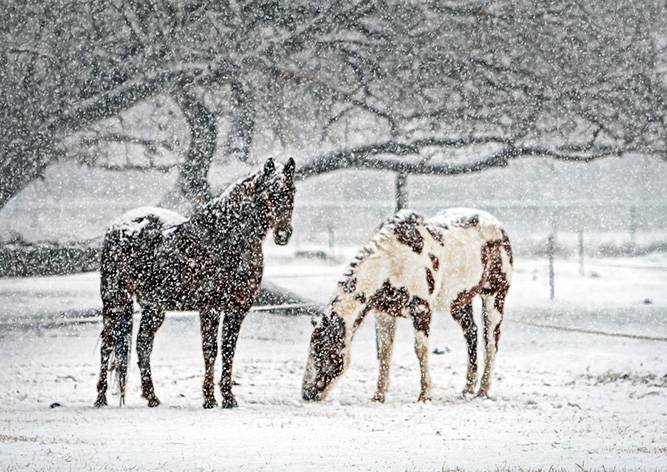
[1,253,666,470]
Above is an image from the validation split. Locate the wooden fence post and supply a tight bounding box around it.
[629,206,637,244]
[578,229,585,276]
[548,233,555,301]
[327,224,335,262]
[395,172,408,212]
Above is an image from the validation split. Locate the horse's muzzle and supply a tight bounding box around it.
[302,388,321,402]
[273,226,292,246]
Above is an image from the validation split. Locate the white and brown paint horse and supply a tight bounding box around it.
[303,208,512,403]
[95,158,296,409]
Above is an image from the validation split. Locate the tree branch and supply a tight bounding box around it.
[296,138,657,179]
[51,61,232,135]
[80,132,174,153]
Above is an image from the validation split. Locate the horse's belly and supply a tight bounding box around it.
[434,234,485,310]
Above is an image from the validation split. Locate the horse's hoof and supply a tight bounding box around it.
[93,396,107,408]
[220,396,238,409]
[462,389,475,400]
[202,399,218,409]
[371,392,385,403]
[417,395,432,403]
[475,390,493,400]
[147,397,161,407]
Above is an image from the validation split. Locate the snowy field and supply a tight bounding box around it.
[1,253,666,471]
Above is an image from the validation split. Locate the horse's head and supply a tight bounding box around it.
[302,310,347,401]
[255,157,296,246]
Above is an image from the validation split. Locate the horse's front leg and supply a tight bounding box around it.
[136,305,166,407]
[373,312,396,403]
[95,301,120,407]
[199,308,221,409]
[411,298,433,402]
[219,309,246,409]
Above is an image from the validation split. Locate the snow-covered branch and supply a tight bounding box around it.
[297,139,656,179]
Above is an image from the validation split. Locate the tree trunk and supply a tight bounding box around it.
[0,134,55,209]
[395,172,408,211]
[0,63,229,212]
[223,80,255,163]
[170,88,217,209]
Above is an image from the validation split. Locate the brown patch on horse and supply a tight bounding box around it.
[369,280,411,317]
[483,251,508,350]
[450,239,502,313]
[451,302,477,389]
[425,225,445,246]
[480,234,511,309]
[351,280,418,335]
[339,277,357,294]
[428,253,440,271]
[450,234,511,349]
[450,287,478,314]
[409,296,432,336]
[425,267,435,294]
[501,228,513,266]
[309,313,346,396]
[452,214,479,229]
[394,220,424,254]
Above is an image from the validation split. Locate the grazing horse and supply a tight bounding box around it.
[95,158,296,409]
[302,208,512,403]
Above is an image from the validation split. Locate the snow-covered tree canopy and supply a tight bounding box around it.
[1,0,665,208]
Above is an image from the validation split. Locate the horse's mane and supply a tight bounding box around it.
[203,174,257,214]
[187,171,259,225]
[336,209,424,295]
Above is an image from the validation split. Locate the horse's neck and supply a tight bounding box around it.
[331,252,388,340]
[189,196,269,247]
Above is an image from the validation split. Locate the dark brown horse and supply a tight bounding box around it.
[94,158,296,409]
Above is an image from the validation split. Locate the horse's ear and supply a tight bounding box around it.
[263,158,275,177]
[284,157,295,178]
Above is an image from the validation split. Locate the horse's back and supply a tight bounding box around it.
[101,207,187,299]
[103,206,186,254]
[429,207,505,241]
[109,206,186,235]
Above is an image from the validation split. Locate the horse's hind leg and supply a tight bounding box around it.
[136,305,165,407]
[114,301,133,406]
[199,308,221,409]
[479,291,506,398]
[451,302,478,396]
[95,302,118,407]
[95,297,131,407]
[410,298,433,402]
[372,312,396,403]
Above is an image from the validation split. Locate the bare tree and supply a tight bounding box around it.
[1,0,664,211]
[290,1,665,179]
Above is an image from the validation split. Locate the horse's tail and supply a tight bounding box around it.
[113,300,134,406]
[500,228,513,267]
